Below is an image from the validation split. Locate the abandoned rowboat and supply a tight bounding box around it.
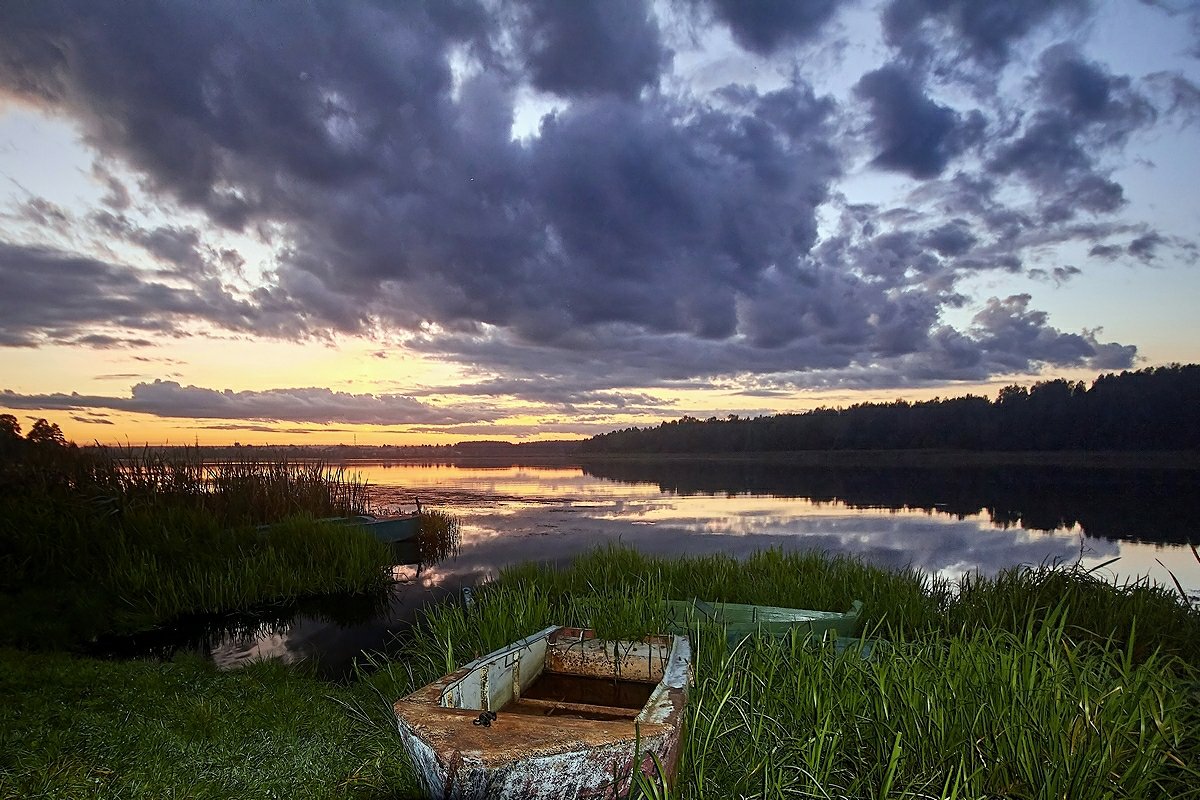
[664,598,863,644]
[320,514,419,543]
[394,625,691,799]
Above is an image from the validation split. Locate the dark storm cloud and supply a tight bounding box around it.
[412,286,1135,392]
[508,85,837,341]
[0,0,1155,395]
[514,0,669,98]
[922,220,977,257]
[968,294,1133,371]
[855,65,984,178]
[0,381,495,426]
[696,0,841,55]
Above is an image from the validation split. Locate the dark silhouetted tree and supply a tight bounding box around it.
[580,364,1200,454]
[26,418,67,447]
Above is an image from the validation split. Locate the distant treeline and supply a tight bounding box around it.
[581,365,1200,454]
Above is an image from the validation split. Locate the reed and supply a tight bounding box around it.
[373,545,1200,800]
[497,544,947,637]
[679,613,1199,798]
[413,510,461,565]
[950,561,1200,664]
[0,445,393,645]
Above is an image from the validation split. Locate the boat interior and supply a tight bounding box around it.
[438,626,673,722]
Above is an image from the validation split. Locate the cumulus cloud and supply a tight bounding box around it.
[514,0,670,98]
[988,45,1155,220]
[0,0,1179,404]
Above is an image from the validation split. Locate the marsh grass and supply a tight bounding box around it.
[0,445,393,645]
[367,545,1200,800]
[413,510,461,565]
[950,561,1200,665]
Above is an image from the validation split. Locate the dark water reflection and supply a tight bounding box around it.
[106,460,1198,677]
[581,460,1200,545]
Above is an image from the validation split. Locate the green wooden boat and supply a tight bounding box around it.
[663,598,863,643]
[320,514,420,543]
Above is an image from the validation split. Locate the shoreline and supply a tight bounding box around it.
[321,449,1200,471]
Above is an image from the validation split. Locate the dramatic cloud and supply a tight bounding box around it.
[0,240,302,346]
[1,0,1191,414]
[514,0,669,98]
[988,44,1155,220]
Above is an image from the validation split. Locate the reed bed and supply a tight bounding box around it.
[371,545,1200,800]
[0,446,393,645]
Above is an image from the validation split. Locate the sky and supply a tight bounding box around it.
[1,0,1198,445]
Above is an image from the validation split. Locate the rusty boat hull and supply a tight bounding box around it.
[394,625,691,799]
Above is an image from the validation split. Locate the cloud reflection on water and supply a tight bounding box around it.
[202,461,1195,675]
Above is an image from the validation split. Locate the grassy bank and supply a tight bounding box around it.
[370,546,1200,799]
[0,648,417,799]
[4,543,1198,798]
[0,445,394,646]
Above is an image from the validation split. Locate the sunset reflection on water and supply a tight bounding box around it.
[353,461,1198,598]
[196,460,1197,675]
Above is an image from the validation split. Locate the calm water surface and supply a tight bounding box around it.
[153,459,1199,675]
[362,461,1199,593]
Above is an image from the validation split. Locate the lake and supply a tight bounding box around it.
[97,458,1200,675]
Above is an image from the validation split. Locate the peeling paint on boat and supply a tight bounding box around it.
[395,625,691,799]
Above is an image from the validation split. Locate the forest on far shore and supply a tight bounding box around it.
[581,365,1200,454]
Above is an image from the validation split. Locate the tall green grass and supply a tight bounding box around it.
[498,545,947,636]
[413,510,461,565]
[951,561,1200,664]
[680,613,1198,798]
[0,446,395,645]
[369,545,1200,800]
[4,444,373,525]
